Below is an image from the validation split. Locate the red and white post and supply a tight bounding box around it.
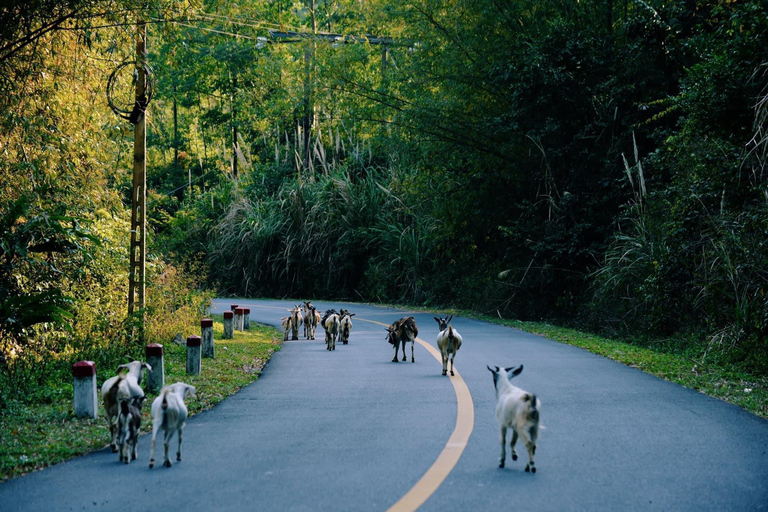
[72,361,98,418]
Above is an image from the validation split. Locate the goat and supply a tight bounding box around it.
[435,315,463,376]
[339,313,355,345]
[323,311,340,351]
[149,382,195,469]
[116,390,144,464]
[488,365,541,473]
[281,316,292,341]
[287,305,303,340]
[101,361,151,452]
[385,316,418,363]
[303,301,319,340]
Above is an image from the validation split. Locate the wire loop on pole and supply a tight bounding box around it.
[106,61,154,124]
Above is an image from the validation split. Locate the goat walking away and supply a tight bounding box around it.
[488,365,541,473]
[322,310,340,351]
[117,394,144,464]
[281,316,293,341]
[101,360,151,452]
[149,382,195,469]
[288,305,303,340]
[435,315,463,376]
[303,301,319,340]
[386,316,418,363]
[339,313,355,345]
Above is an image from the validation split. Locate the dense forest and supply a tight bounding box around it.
[1,0,767,403]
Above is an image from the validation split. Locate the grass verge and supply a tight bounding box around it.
[0,317,282,481]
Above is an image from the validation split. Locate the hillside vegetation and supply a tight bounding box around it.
[1,0,767,404]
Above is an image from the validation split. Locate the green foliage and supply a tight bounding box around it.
[2,0,768,407]
[0,319,281,481]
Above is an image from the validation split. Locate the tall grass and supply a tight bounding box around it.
[209,133,437,303]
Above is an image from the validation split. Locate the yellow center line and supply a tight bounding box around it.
[233,303,475,511]
[357,318,474,512]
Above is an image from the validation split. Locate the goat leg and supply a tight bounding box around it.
[510,430,518,461]
[177,428,183,462]
[524,439,536,473]
[499,426,507,468]
[163,430,172,467]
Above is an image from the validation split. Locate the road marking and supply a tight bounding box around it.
[223,302,476,510]
[357,318,475,512]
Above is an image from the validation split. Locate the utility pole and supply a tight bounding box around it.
[302,0,317,171]
[173,83,178,166]
[232,74,238,181]
[127,20,147,340]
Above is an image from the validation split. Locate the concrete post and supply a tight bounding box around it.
[186,335,202,375]
[72,361,98,418]
[235,307,245,332]
[244,308,251,330]
[223,311,234,339]
[201,318,214,358]
[230,304,238,312]
[145,344,164,392]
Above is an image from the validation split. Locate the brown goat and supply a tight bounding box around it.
[385,316,419,363]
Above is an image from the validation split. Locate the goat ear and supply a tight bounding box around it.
[506,365,523,378]
[447,315,453,323]
[142,362,152,372]
[350,313,355,317]
[117,363,129,372]
[487,365,497,373]
[434,317,441,323]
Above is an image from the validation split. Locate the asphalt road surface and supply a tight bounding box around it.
[2,299,767,511]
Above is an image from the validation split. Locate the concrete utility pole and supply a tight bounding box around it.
[302,0,318,171]
[232,74,238,180]
[127,20,147,338]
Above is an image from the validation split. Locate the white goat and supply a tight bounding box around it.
[323,312,340,351]
[339,313,355,345]
[149,382,195,469]
[101,361,151,452]
[281,316,292,341]
[488,365,541,473]
[287,305,303,340]
[303,301,319,340]
[434,315,463,376]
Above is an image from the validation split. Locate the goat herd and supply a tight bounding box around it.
[283,302,542,473]
[100,361,194,469]
[97,303,541,474]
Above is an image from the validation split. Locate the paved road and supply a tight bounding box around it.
[2,299,767,511]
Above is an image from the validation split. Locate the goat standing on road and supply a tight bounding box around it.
[281,316,292,341]
[303,301,319,340]
[116,391,144,464]
[322,311,340,351]
[339,313,355,345]
[288,305,303,340]
[149,382,195,469]
[435,315,463,376]
[101,361,151,452]
[488,365,541,473]
[386,317,418,363]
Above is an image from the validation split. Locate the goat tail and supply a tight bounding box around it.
[159,389,169,428]
[526,393,540,422]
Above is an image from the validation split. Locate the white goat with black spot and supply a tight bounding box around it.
[488,364,541,473]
